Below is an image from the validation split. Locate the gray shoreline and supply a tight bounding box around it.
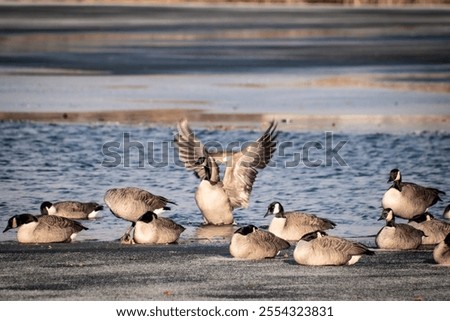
[0,241,448,301]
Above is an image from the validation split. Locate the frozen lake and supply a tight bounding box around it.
[0,4,449,115]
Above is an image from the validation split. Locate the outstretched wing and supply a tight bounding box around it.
[174,119,209,180]
[223,121,278,208]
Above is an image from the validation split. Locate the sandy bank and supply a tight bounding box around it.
[1,110,449,132]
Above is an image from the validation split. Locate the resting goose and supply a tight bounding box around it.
[229,225,290,260]
[40,201,103,220]
[293,230,374,266]
[174,119,278,225]
[128,211,185,244]
[433,233,450,265]
[376,208,425,250]
[408,212,450,245]
[3,214,88,243]
[264,201,336,241]
[382,169,445,220]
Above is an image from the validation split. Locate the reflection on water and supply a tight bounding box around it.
[0,121,449,244]
[195,225,236,243]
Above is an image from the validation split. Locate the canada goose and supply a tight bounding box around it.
[130,211,185,244]
[433,233,450,265]
[174,119,278,225]
[293,231,374,266]
[264,201,336,241]
[40,201,103,220]
[194,154,234,225]
[408,213,450,245]
[382,169,445,220]
[3,214,88,243]
[229,225,290,260]
[104,187,176,240]
[444,204,450,220]
[376,208,425,250]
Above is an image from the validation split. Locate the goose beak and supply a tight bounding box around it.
[264,210,271,218]
[3,226,11,233]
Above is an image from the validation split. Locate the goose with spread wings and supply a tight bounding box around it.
[174,119,278,225]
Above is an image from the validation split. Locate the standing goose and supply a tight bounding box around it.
[40,201,103,220]
[433,233,450,265]
[376,208,425,250]
[381,169,445,219]
[229,225,290,260]
[408,213,450,245]
[3,214,88,243]
[104,187,176,240]
[293,231,373,266]
[129,211,185,244]
[194,153,234,225]
[264,201,336,241]
[174,119,278,225]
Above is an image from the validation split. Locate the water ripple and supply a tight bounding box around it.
[0,121,448,243]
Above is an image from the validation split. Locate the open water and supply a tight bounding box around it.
[0,120,448,244]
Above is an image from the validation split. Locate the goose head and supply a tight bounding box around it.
[3,214,38,233]
[235,225,258,236]
[40,201,56,215]
[138,211,158,223]
[264,201,285,218]
[411,212,435,223]
[379,208,396,225]
[388,169,402,183]
[300,230,327,242]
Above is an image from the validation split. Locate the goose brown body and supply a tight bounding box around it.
[433,233,450,265]
[265,202,336,241]
[408,213,450,245]
[40,201,103,220]
[104,187,175,222]
[376,208,425,250]
[294,231,373,266]
[132,212,185,244]
[3,214,88,243]
[229,225,290,260]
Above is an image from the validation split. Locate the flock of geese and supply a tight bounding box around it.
[3,120,450,266]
